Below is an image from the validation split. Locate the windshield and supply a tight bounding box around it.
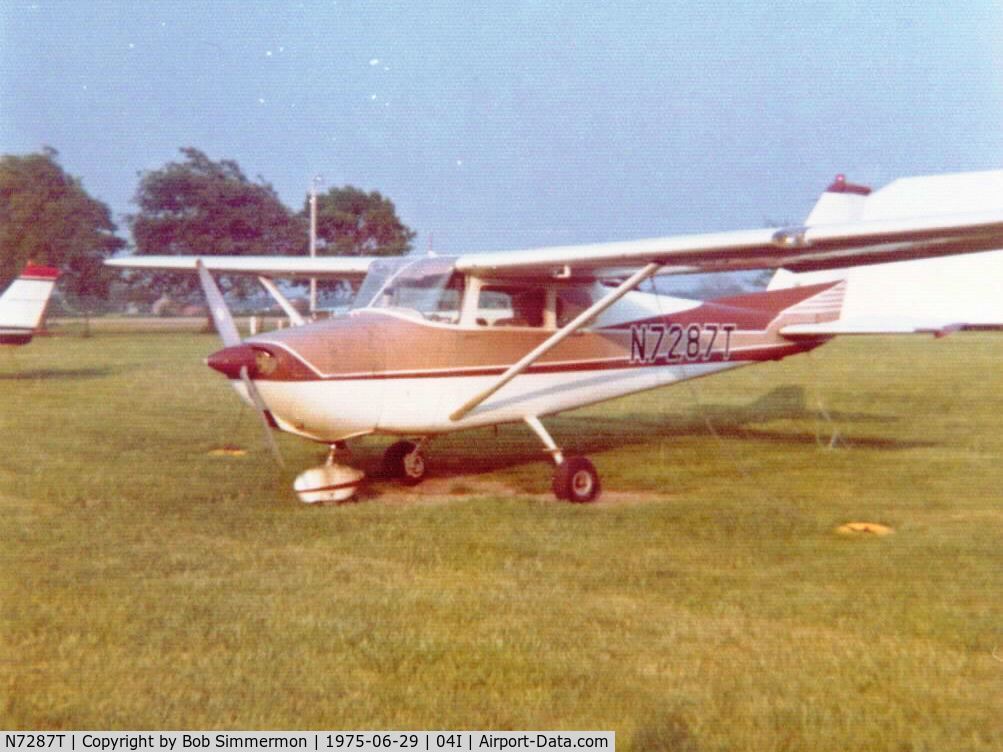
[352,256,462,322]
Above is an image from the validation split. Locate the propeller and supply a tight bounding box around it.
[240,364,285,467]
[197,260,241,348]
[197,260,284,467]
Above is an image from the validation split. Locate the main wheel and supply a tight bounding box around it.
[552,457,600,503]
[383,440,428,486]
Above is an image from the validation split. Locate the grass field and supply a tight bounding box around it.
[2,331,1001,749]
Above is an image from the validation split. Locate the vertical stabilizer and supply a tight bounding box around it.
[0,264,60,345]
[804,174,872,226]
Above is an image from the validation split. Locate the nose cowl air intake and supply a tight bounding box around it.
[206,344,259,379]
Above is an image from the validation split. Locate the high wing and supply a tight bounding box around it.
[105,170,1003,282]
[455,211,1003,278]
[458,170,1003,278]
[104,254,374,280]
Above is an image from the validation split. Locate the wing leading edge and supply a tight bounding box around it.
[455,209,1003,278]
[104,254,375,280]
[458,169,1003,278]
[104,170,1003,282]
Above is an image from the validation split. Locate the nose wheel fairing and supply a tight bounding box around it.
[294,463,365,504]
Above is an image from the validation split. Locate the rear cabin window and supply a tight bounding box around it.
[556,288,592,327]
[478,287,545,327]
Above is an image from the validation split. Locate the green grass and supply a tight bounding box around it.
[1,332,1001,749]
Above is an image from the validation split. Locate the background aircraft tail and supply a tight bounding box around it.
[770,171,1003,336]
[0,264,60,345]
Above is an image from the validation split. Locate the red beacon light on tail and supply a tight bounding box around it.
[826,174,872,196]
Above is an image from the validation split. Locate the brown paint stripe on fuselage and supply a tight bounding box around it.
[244,295,829,383]
[239,341,818,383]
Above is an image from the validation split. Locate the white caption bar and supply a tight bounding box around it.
[1,732,615,752]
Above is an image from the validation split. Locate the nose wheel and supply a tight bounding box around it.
[383,439,429,486]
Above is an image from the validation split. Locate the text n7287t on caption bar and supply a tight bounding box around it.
[1,732,614,752]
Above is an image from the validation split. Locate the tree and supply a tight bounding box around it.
[308,186,414,257]
[129,148,306,298]
[0,148,125,296]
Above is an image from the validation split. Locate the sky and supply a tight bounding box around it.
[2,1,1002,254]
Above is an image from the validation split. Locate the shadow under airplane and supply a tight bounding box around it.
[351,385,934,483]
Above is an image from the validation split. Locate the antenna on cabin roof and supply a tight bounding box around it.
[308,174,324,315]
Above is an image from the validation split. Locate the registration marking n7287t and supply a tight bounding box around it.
[629,323,737,364]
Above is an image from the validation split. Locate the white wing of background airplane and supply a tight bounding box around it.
[105,170,1003,282]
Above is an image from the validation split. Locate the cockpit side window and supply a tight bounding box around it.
[425,272,464,323]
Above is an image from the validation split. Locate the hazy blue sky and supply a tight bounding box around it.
[3,1,1001,253]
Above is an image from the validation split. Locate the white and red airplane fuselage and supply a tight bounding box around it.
[206,265,843,443]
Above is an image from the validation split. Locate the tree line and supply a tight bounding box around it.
[0,147,415,301]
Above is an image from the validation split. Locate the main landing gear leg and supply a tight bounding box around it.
[383,437,430,486]
[326,440,352,465]
[524,416,601,503]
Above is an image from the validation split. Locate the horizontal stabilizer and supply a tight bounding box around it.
[771,249,1003,337]
[780,318,978,339]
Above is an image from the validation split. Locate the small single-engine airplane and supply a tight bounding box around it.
[108,169,1003,503]
[0,263,60,346]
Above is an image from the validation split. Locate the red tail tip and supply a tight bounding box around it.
[826,174,872,196]
[22,264,60,280]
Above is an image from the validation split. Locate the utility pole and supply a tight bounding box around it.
[308,175,323,316]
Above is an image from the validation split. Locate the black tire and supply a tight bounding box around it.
[552,457,600,503]
[382,440,428,486]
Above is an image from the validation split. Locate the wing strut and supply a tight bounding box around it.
[197,260,241,347]
[257,276,306,326]
[448,262,661,422]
